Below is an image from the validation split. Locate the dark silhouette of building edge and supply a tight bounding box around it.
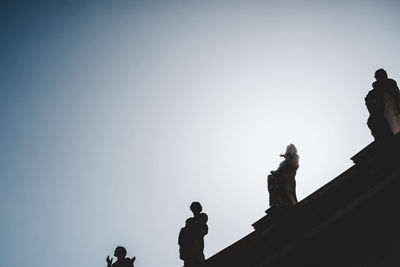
[202,134,400,267]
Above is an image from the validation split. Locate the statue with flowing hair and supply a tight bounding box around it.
[268,144,299,207]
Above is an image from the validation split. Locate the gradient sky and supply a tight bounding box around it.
[1,1,400,267]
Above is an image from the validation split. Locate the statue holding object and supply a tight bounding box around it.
[178,202,208,267]
[268,144,299,208]
[106,246,135,267]
[365,69,400,140]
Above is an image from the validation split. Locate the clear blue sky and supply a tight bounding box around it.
[1,1,400,267]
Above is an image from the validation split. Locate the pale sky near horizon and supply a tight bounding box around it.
[1,1,400,267]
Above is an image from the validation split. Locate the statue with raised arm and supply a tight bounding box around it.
[365,69,400,140]
[106,246,135,267]
[268,144,299,207]
[178,202,208,267]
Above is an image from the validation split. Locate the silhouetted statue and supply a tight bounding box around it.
[268,144,299,207]
[106,246,135,267]
[178,202,208,267]
[366,69,400,140]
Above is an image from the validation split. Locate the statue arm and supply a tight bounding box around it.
[285,156,299,169]
[106,256,113,267]
[178,228,185,245]
[130,257,136,267]
[200,225,208,236]
[194,224,208,236]
[396,83,400,99]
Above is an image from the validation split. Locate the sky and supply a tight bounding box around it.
[1,1,400,267]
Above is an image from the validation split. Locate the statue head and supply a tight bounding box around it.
[190,202,202,215]
[374,69,388,81]
[286,144,297,155]
[114,246,127,259]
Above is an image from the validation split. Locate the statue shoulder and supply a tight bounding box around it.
[387,78,397,85]
[366,88,380,100]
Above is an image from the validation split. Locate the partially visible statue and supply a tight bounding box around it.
[106,246,135,267]
[365,69,400,140]
[268,144,299,207]
[178,202,208,267]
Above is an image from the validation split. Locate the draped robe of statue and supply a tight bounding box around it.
[366,78,400,139]
[268,151,299,207]
[178,213,208,267]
